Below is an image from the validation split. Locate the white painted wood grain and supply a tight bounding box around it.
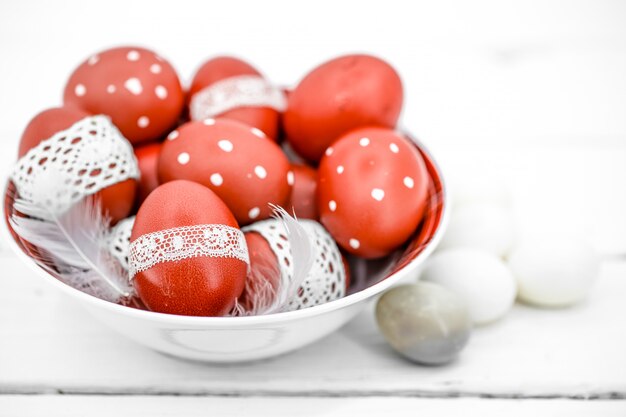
[0,253,624,397]
[1,396,625,417]
[1,0,626,412]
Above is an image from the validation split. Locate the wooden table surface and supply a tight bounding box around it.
[1,0,625,415]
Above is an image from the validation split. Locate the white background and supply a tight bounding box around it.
[1,0,626,415]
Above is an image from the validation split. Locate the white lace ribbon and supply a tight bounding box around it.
[243,219,346,311]
[11,115,139,216]
[106,215,135,271]
[128,224,249,279]
[189,75,287,121]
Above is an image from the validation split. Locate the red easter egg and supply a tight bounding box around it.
[239,231,281,312]
[16,107,136,224]
[157,118,291,226]
[188,56,283,141]
[341,254,351,291]
[63,46,184,145]
[133,142,161,208]
[287,164,318,220]
[130,180,247,316]
[284,54,403,162]
[317,127,429,259]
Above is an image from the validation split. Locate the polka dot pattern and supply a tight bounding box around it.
[218,139,233,152]
[249,207,260,219]
[124,77,143,95]
[317,126,430,258]
[127,50,140,61]
[210,173,223,186]
[74,84,86,97]
[137,116,150,128]
[63,46,185,145]
[250,127,266,138]
[254,165,267,179]
[371,188,385,201]
[177,152,190,165]
[157,118,291,226]
[155,85,168,99]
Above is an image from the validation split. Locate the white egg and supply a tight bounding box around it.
[419,248,517,325]
[438,203,515,257]
[508,237,600,307]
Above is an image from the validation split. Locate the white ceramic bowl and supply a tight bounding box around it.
[2,138,448,363]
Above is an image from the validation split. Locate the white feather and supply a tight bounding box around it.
[230,205,316,316]
[9,177,133,303]
[266,205,314,313]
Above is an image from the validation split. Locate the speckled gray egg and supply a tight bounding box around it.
[375,282,472,365]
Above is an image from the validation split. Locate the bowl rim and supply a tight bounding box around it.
[1,137,449,326]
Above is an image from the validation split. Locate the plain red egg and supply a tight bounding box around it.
[63,46,184,145]
[287,164,318,220]
[133,142,162,208]
[284,54,403,162]
[188,56,283,141]
[16,107,136,224]
[317,127,429,259]
[130,180,247,316]
[157,118,291,225]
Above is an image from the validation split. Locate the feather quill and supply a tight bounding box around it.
[9,171,133,303]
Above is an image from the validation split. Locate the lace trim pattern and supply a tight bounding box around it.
[106,216,135,271]
[244,219,346,311]
[190,75,287,121]
[128,224,249,279]
[11,115,139,215]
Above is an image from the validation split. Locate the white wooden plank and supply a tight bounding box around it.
[1,396,625,417]
[0,253,625,397]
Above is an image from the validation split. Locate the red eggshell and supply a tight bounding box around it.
[287,164,318,220]
[284,54,403,162]
[157,119,291,226]
[133,142,162,208]
[239,232,281,311]
[189,56,280,141]
[131,180,247,316]
[341,254,351,291]
[17,107,135,224]
[63,46,184,145]
[317,127,429,259]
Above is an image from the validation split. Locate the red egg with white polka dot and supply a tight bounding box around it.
[284,54,403,162]
[157,118,291,225]
[287,164,319,220]
[130,180,248,316]
[188,56,285,141]
[63,46,184,145]
[317,127,429,259]
[13,107,138,224]
[133,142,161,208]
